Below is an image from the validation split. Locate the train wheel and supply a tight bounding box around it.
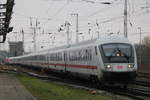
[123,85,128,88]
[121,84,128,89]
[40,68,46,74]
[90,76,101,88]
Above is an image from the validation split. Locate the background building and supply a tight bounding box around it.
[8,41,24,57]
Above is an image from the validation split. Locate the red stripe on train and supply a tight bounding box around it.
[33,62,97,69]
[66,64,97,69]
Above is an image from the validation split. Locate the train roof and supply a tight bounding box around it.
[40,35,130,51]
[69,35,131,47]
[95,35,131,44]
[8,35,131,59]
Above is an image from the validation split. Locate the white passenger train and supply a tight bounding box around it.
[6,36,137,86]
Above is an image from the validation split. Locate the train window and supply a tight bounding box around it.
[89,49,92,61]
[41,55,44,60]
[95,46,97,55]
[48,52,62,61]
[102,44,131,57]
[35,56,37,60]
[68,49,92,61]
[37,55,40,60]
[100,43,134,63]
[85,49,88,60]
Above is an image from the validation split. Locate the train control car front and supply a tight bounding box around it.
[97,36,137,85]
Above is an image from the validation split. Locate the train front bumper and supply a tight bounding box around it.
[102,71,137,83]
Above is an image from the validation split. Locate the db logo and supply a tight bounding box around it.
[117,66,123,69]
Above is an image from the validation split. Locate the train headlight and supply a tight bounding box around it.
[128,64,134,68]
[105,64,111,69]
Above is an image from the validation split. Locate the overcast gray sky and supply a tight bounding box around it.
[1,0,150,51]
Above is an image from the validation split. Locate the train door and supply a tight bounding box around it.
[46,53,49,68]
[94,46,101,70]
[95,45,103,78]
[47,52,52,69]
[64,51,68,72]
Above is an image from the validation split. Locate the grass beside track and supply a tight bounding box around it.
[16,74,114,100]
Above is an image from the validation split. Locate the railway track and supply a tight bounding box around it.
[138,72,150,78]
[135,72,150,90]
[108,87,150,100]
[135,80,150,87]
[1,65,150,100]
[118,72,150,100]
[127,86,150,100]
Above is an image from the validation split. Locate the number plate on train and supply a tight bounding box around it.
[117,66,123,69]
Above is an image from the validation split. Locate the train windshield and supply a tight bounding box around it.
[100,43,134,63]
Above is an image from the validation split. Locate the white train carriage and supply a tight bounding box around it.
[6,36,137,85]
[46,46,67,72]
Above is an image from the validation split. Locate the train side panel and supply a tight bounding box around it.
[46,50,66,72]
[63,45,100,78]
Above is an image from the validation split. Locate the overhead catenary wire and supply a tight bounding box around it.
[51,1,69,18]
[13,0,149,22]
[39,0,124,28]
[45,0,55,14]
[130,0,135,14]
[13,12,52,21]
[130,31,150,36]
[7,0,150,52]
[40,0,72,28]
[81,0,114,4]
[80,3,150,32]
[13,0,150,37]
[79,15,124,29]
[86,2,122,18]
[40,0,62,28]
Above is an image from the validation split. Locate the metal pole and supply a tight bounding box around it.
[33,28,36,52]
[21,29,24,54]
[22,30,24,44]
[30,17,36,52]
[76,14,79,43]
[96,19,100,38]
[146,0,149,13]
[71,13,79,43]
[124,0,128,38]
[66,21,70,46]
[138,27,142,68]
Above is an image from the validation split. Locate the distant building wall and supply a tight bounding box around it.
[0,50,8,64]
[9,41,24,57]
